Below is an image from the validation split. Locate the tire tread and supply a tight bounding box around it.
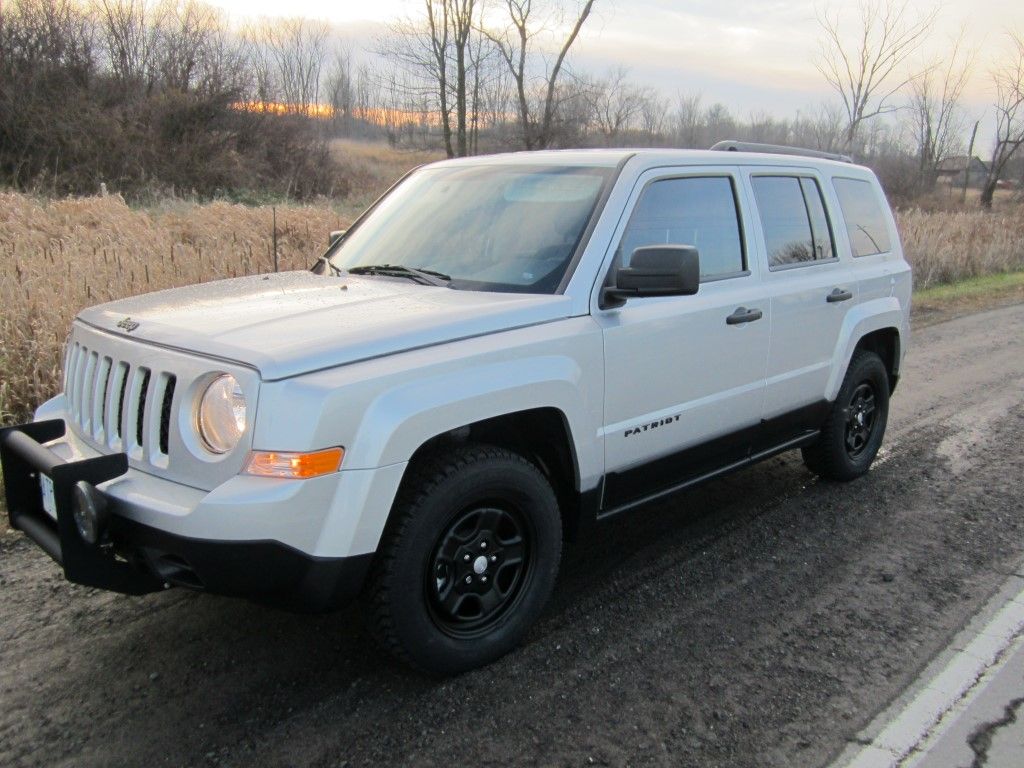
[802,350,888,482]
[364,444,556,672]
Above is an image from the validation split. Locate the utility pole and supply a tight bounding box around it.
[962,121,979,205]
[272,206,279,272]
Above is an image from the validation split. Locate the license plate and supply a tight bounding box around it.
[39,474,57,518]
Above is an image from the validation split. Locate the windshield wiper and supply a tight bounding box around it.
[347,264,450,286]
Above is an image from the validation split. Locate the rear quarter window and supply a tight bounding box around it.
[832,177,892,257]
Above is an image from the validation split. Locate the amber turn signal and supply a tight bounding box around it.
[244,447,344,479]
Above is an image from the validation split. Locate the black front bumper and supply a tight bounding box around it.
[0,420,371,611]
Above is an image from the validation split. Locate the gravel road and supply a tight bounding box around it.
[2,303,1023,768]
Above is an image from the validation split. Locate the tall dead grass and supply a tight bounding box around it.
[898,209,1024,289]
[0,192,346,422]
[1,190,1022,424]
[331,139,442,216]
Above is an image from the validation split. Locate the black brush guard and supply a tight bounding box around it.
[1,419,374,609]
[0,419,162,594]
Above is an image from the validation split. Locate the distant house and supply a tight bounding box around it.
[936,155,989,188]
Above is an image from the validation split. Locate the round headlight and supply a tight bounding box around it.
[197,374,246,454]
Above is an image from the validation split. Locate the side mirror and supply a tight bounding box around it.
[328,229,347,247]
[602,245,700,308]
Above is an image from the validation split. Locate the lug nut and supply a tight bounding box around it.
[490,555,497,562]
[464,575,472,584]
[481,576,488,583]
[463,554,471,562]
[480,542,487,550]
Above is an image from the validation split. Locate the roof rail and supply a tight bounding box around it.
[710,140,853,164]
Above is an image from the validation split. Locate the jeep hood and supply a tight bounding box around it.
[77,271,573,380]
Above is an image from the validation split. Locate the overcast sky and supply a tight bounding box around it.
[208,0,1024,145]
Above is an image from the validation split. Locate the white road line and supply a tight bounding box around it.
[832,572,1024,768]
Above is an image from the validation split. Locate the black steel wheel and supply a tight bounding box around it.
[365,445,561,676]
[427,506,531,638]
[802,350,890,481]
[844,382,877,459]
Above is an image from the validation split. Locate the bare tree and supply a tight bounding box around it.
[589,67,648,144]
[193,10,249,98]
[265,18,330,115]
[154,0,220,93]
[476,48,516,147]
[354,62,380,126]
[815,0,939,152]
[467,17,490,153]
[704,102,736,142]
[638,91,669,144]
[242,17,331,114]
[802,102,847,152]
[746,110,782,144]
[485,0,597,149]
[449,0,476,156]
[907,35,973,191]
[381,0,482,157]
[673,91,703,147]
[981,31,1024,208]
[242,22,274,106]
[326,48,354,134]
[99,0,164,89]
[419,0,453,154]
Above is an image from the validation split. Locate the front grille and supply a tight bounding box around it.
[159,375,176,455]
[60,323,255,490]
[135,368,151,448]
[115,362,129,441]
[64,342,176,465]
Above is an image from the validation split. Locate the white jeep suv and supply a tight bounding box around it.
[1,143,911,674]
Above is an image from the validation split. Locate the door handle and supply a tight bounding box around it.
[726,307,763,325]
[827,288,853,303]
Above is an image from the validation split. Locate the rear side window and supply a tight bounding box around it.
[832,177,892,257]
[751,176,836,268]
[618,176,745,280]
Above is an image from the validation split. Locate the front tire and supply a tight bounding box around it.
[802,350,890,481]
[365,445,562,675]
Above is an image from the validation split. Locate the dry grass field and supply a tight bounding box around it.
[331,139,444,216]
[0,192,347,422]
[1,161,1023,424]
[896,208,1024,287]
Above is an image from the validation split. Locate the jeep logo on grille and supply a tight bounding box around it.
[116,317,140,332]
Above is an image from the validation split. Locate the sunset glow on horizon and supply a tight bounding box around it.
[211,0,1022,133]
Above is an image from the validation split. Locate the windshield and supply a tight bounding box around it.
[326,164,612,293]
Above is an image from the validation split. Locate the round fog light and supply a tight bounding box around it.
[72,481,108,545]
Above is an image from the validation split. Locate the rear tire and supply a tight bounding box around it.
[365,445,562,675]
[802,350,890,481]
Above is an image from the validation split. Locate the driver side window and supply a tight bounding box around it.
[619,176,746,280]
